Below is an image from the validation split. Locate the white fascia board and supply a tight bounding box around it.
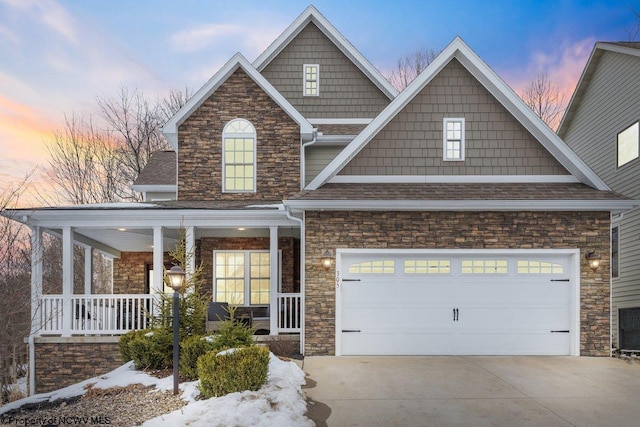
[284,199,639,213]
[308,37,609,191]
[252,5,398,100]
[329,175,580,184]
[308,118,373,125]
[7,208,300,229]
[162,53,314,149]
[130,185,177,193]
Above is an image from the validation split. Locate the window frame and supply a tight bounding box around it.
[303,64,320,97]
[213,250,281,306]
[443,118,466,161]
[612,225,620,279]
[617,121,639,168]
[222,119,257,193]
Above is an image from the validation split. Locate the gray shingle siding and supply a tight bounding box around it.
[261,22,390,118]
[340,59,569,176]
[562,49,640,349]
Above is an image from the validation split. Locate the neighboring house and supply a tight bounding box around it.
[3,6,637,395]
[558,42,640,352]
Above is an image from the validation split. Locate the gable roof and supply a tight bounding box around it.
[132,151,176,186]
[162,53,314,149]
[253,5,398,101]
[558,42,640,139]
[306,37,609,191]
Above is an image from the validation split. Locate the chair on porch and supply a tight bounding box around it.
[206,302,230,332]
[251,306,270,335]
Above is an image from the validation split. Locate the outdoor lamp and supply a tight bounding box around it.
[166,265,185,395]
[321,249,334,271]
[585,250,601,273]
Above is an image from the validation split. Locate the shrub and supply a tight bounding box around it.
[197,346,270,398]
[179,334,217,380]
[126,328,173,370]
[212,319,255,351]
[119,329,150,362]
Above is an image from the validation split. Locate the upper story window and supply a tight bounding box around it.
[443,118,465,161]
[303,64,319,96]
[223,119,256,192]
[617,121,639,168]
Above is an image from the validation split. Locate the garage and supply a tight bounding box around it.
[336,249,579,356]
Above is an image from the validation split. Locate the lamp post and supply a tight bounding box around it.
[167,265,185,395]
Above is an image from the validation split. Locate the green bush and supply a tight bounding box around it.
[179,334,217,380]
[197,346,270,398]
[119,329,150,362]
[213,319,255,350]
[125,328,173,370]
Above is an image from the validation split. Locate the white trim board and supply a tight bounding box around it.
[328,175,581,184]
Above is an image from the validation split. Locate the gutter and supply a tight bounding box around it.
[284,207,305,355]
[300,131,318,189]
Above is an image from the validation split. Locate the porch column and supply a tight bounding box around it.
[152,226,164,293]
[61,226,74,336]
[269,226,278,335]
[84,246,93,295]
[30,227,43,335]
[185,226,196,279]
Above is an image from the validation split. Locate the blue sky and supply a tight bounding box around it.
[0,0,638,196]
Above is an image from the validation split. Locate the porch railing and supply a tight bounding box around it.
[39,294,157,335]
[277,293,301,333]
[38,293,302,336]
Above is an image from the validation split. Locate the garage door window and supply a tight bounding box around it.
[461,259,508,274]
[404,259,451,274]
[517,260,564,274]
[348,260,395,274]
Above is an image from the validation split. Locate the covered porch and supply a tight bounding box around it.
[19,203,304,339]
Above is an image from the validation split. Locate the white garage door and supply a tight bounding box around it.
[337,250,578,356]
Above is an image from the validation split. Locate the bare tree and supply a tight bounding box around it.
[520,72,566,131]
[385,48,439,91]
[0,176,32,402]
[627,7,640,41]
[45,87,190,205]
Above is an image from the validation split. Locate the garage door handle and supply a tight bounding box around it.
[550,279,570,282]
[342,279,361,282]
[550,330,570,333]
[453,308,459,322]
[342,329,361,333]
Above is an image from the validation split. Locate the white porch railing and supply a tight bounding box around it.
[38,293,302,336]
[39,294,158,335]
[277,293,301,333]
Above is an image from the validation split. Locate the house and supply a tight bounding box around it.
[3,6,637,395]
[558,42,640,352]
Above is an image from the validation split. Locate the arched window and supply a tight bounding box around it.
[222,119,256,192]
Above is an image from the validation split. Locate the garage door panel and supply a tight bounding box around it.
[339,251,576,356]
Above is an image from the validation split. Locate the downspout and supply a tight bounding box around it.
[28,335,35,396]
[284,207,305,355]
[300,131,318,189]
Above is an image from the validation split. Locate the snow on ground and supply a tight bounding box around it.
[0,354,314,427]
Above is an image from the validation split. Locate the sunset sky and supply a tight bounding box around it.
[0,0,638,206]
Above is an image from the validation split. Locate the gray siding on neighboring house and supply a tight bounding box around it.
[340,59,570,176]
[261,22,390,119]
[561,50,640,348]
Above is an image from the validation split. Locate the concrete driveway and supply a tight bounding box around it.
[302,356,640,427]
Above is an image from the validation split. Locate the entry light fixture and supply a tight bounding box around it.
[585,250,601,273]
[166,265,186,395]
[321,249,334,271]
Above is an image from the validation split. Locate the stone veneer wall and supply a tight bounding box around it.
[33,337,121,393]
[112,252,172,294]
[177,69,300,201]
[304,211,611,356]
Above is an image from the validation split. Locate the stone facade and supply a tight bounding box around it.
[33,337,121,393]
[113,252,172,294]
[177,69,301,201]
[304,210,611,356]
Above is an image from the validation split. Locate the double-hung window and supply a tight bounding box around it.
[617,121,639,168]
[222,119,256,192]
[303,64,319,96]
[443,118,465,161]
[214,251,272,306]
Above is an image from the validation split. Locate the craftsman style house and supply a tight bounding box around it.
[3,6,637,394]
[558,42,640,352]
